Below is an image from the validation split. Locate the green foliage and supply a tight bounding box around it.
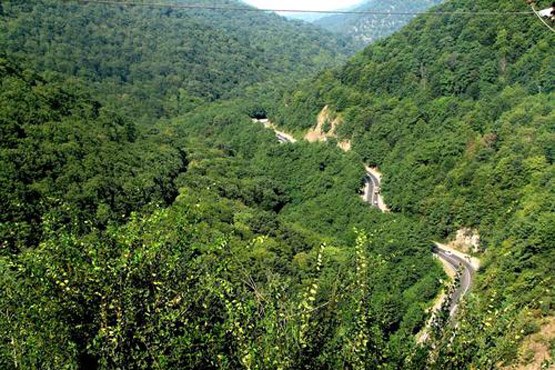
[0,184,441,368]
[7,0,540,367]
[0,59,187,252]
[0,75,443,367]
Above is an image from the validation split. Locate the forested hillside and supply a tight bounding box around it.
[277,0,554,367]
[0,58,190,252]
[0,0,354,120]
[315,0,444,47]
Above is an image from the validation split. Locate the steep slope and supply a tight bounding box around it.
[2,0,552,368]
[0,0,355,120]
[315,0,444,47]
[277,0,554,367]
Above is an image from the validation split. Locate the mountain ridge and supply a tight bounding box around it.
[315,0,445,46]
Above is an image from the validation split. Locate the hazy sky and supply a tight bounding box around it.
[242,0,363,11]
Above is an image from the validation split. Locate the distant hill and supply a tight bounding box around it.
[0,0,355,120]
[315,0,444,47]
[280,1,365,23]
[280,11,328,22]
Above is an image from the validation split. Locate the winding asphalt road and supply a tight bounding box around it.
[363,168,389,212]
[364,172,379,206]
[363,169,475,319]
[433,245,475,317]
[252,118,296,144]
[276,132,292,143]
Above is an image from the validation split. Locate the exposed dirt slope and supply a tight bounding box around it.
[501,317,555,370]
[305,105,351,151]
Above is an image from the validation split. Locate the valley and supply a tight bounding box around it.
[0,0,553,369]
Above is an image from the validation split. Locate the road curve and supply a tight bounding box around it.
[276,132,292,143]
[253,118,296,143]
[361,165,477,332]
[433,245,475,317]
[364,172,379,205]
[363,167,388,212]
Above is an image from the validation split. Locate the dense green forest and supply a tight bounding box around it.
[1,0,553,368]
[0,58,190,253]
[0,59,444,368]
[277,0,554,367]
